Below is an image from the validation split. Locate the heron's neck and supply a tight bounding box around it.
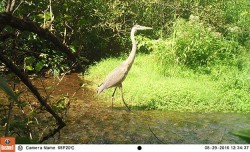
[126,29,136,67]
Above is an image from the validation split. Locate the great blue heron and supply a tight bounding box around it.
[97,25,152,111]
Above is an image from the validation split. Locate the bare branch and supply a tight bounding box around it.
[10,0,15,12]
[5,0,15,13]
[5,0,11,12]
[13,0,23,14]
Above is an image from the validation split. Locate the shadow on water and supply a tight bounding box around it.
[34,73,250,144]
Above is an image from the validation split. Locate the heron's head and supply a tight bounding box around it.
[133,25,152,31]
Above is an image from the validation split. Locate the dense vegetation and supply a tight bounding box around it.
[1,0,250,143]
[1,0,250,73]
[86,0,250,113]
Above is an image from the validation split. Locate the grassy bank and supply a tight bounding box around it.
[85,54,250,113]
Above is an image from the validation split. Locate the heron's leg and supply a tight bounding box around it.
[119,85,131,111]
[111,87,117,110]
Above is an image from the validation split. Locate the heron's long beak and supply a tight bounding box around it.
[142,26,152,30]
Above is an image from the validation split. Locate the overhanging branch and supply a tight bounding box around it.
[0,53,66,143]
[0,12,78,62]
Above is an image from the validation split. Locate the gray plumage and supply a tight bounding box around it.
[97,25,152,110]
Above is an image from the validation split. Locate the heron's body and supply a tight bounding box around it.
[97,61,129,94]
[97,25,152,110]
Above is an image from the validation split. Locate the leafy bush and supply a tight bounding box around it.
[223,1,250,45]
[138,18,246,75]
[174,18,236,68]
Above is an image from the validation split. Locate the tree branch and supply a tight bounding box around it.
[5,0,15,13]
[0,12,78,62]
[0,53,65,143]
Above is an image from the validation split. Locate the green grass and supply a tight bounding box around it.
[85,54,250,113]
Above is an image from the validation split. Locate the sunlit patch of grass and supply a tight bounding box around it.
[85,54,250,113]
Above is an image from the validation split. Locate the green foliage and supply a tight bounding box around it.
[173,18,240,68]
[139,18,246,75]
[86,14,250,112]
[231,129,250,143]
[0,75,18,102]
[222,1,250,45]
[35,60,45,72]
[0,0,5,12]
[84,0,250,113]
[16,137,38,144]
[2,0,250,75]
[51,95,71,114]
[1,0,250,142]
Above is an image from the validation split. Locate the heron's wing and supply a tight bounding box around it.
[102,62,129,89]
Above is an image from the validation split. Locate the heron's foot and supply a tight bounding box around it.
[126,107,131,112]
[111,97,114,111]
[124,103,131,112]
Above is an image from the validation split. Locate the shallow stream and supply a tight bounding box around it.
[46,73,250,144]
